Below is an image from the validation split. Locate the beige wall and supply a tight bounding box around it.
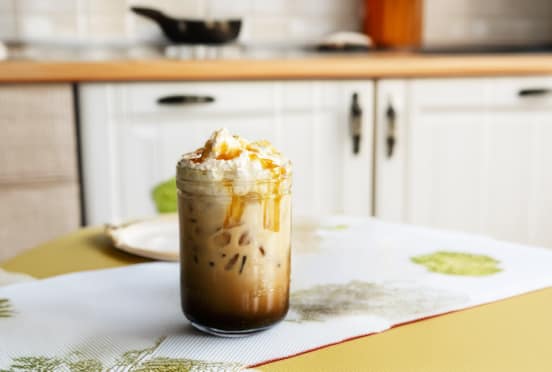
[2,0,552,48]
[424,0,552,46]
[0,0,364,45]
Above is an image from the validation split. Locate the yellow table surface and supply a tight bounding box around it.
[2,227,552,372]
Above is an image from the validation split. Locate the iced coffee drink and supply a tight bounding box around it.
[176,128,291,336]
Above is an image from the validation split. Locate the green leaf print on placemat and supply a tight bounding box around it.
[111,337,165,370]
[152,177,177,213]
[411,251,501,276]
[4,356,65,371]
[4,355,101,372]
[0,337,245,372]
[133,357,243,372]
[289,280,467,323]
[0,298,13,318]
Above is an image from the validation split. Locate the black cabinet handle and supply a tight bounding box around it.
[385,103,396,158]
[518,88,551,97]
[350,92,362,155]
[157,95,215,105]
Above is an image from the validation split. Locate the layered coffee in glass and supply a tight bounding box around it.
[176,128,292,336]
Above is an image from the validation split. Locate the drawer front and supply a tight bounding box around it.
[0,84,78,183]
[489,77,552,106]
[118,82,279,116]
[0,182,80,261]
[409,78,491,108]
[410,77,552,109]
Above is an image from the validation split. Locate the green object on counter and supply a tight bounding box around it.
[411,251,501,276]
[152,177,177,213]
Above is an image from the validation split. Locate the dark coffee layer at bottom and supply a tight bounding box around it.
[182,299,289,331]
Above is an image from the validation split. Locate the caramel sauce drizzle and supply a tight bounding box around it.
[262,194,281,232]
[189,139,285,233]
[216,142,242,161]
[191,140,245,164]
[189,149,204,164]
[224,193,246,228]
[246,153,284,232]
[190,139,213,164]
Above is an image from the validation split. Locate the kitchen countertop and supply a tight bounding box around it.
[3,53,552,82]
[2,227,552,371]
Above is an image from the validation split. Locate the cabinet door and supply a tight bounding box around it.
[277,81,373,218]
[376,77,552,247]
[489,78,552,248]
[80,81,373,225]
[0,84,80,260]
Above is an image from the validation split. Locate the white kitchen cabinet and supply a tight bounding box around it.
[80,81,373,225]
[376,77,552,247]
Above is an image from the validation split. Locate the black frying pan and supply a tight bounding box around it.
[131,7,242,45]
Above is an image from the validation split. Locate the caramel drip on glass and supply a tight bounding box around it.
[224,194,246,228]
[263,194,281,232]
[247,153,284,232]
[217,143,286,233]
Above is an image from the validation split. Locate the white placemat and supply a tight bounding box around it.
[1,216,551,371]
[0,269,35,287]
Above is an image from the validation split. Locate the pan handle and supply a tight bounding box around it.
[157,95,215,105]
[130,7,170,23]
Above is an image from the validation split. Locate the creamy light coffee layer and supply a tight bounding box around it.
[177,128,292,332]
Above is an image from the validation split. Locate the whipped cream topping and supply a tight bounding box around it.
[177,128,291,183]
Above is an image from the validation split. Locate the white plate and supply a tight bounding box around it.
[106,215,320,261]
[106,214,179,261]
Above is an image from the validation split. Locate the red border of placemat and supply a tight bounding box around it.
[249,287,551,368]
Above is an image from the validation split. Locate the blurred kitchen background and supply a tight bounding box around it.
[2,0,552,261]
[2,0,552,51]
[1,0,364,46]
